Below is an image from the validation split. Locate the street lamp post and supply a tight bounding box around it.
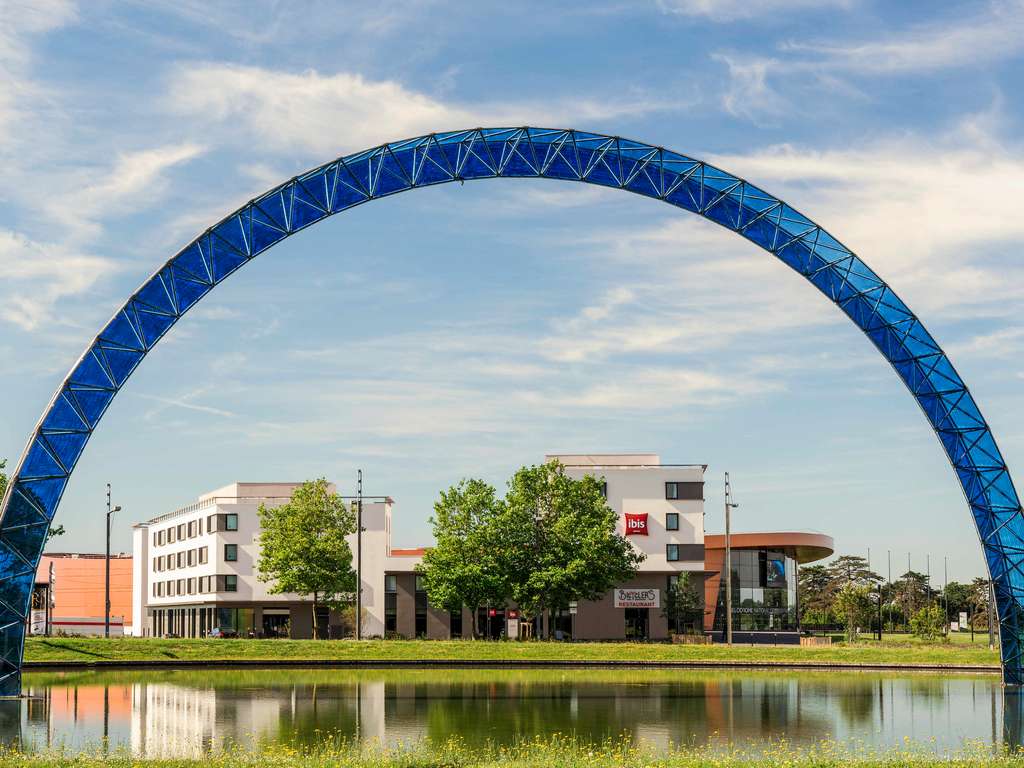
[105,484,121,639]
[724,473,739,647]
[356,470,363,641]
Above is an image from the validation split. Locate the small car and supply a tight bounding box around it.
[208,627,238,638]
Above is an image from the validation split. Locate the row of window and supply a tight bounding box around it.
[599,481,703,501]
[152,513,239,547]
[152,574,238,597]
[152,544,238,572]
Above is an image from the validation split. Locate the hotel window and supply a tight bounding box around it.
[152,583,158,597]
[384,575,398,634]
[199,546,208,564]
[599,481,608,498]
[168,527,176,543]
[168,581,175,596]
[207,514,216,532]
[224,543,238,562]
[187,549,196,567]
[177,552,185,568]
[188,578,196,595]
[666,513,680,531]
[153,531,159,546]
[665,481,704,501]
[666,544,680,562]
[198,518,203,535]
[177,578,185,594]
[152,557,158,571]
[188,520,197,538]
[167,557,174,571]
[177,523,186,540]
[415,575,428,637]
[225,513,238,531]
[224,574,238,592]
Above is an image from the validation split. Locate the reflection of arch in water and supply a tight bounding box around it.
[1,127,1022,693]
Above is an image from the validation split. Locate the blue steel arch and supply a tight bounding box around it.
[0,127,1021,692]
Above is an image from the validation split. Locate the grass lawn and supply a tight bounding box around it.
[22,635,1000,668]
[0,738,1016,767]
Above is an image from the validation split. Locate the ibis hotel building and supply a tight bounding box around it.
[131,454,832,641]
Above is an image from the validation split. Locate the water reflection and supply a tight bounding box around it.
[0,668,1015,756]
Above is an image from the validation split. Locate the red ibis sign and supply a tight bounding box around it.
[624,512,648,536]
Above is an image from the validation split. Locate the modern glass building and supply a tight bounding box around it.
[704,533,834,643]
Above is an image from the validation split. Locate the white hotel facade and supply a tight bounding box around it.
[131,454,707,640]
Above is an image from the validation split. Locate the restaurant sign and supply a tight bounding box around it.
[613,588,660,609]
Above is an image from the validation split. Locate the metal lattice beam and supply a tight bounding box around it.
[1,127,1020,693]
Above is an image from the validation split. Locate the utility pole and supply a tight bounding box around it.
[47,560,55,637]
[724,473,739,647]
[105,484,121,639]
[887,550,892,636]
[989,581,996,651]
[356,470,363,641]
[943,556,948,636]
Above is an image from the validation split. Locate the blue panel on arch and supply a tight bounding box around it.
[0,524,48,568]
[0,571,33,619]
[97,345,143,387]
[40,431,88,474]
[99,311,143,352]
[13,478,65,520]
[40,394,88,432]
[168,272,208,314]
[173,242,212,284]
[136,306,177,348]
[20,440,65,479]
[212,215,250,258]
[135,275,177,316]
[0,490,47,530]
[67,386,114,427]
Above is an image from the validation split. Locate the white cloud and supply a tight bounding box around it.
[43,143,206,242]
[165,63,687,157]
[0,229,117,330]
[0,0,76,142]
[705,125,1024,317]
[782,0,1024,75]
[713,1,1024,121]
[658,0,854,22]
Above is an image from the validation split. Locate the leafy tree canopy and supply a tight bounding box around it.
[415,479,507,638]
[497,461,644,628]
[663,572,703,634]
[832,583,874,643]
[257,478,357,637]
[827,555,882,589]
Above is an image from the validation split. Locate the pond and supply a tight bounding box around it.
[2,667,1019,757]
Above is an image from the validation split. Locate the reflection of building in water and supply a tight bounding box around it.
[130,683,301,756]
[9,672,1017,756]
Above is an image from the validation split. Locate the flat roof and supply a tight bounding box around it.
[704,532,834,565]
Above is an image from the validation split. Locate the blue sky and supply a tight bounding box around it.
[1,0,1023,583]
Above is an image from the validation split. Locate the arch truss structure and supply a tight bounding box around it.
[1,127,1021,693]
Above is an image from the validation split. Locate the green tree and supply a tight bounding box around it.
[893,570,931,627]
[832,583,874,643]
[943,581,972,624]
[798,564,835,625]
[257,479,356,639]
[663,572,703,634]
[827,555,882,589]
[910,603,945,641]
[415,479,508,639]
[497,461,643,636]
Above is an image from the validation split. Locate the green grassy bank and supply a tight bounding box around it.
[0,738,1017,768]
[23,635,999,668]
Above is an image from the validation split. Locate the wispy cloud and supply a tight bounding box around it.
[782,0,1024,75]
[0,229,116,331]
[713,0,1024,121]
[135,388,237,420]
[165,63,692,157]
[658,0,855,22]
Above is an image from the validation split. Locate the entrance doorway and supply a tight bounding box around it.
[262,610,290,638]
[625,608,649,640]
